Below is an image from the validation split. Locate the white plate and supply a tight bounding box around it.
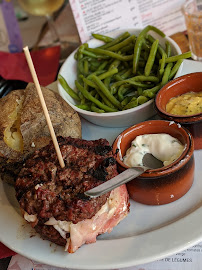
[57,28,183,128]
[1,60,202,270]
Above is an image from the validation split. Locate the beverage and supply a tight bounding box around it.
[185,12,202,60]
[182,0,202,61]
[18,0,65,16]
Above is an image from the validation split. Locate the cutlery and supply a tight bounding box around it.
[84,153,164,198]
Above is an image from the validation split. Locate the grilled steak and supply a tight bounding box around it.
[15,136,130,253]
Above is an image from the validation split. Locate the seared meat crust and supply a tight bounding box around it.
[15,137,118,224]
[34,224,67,246]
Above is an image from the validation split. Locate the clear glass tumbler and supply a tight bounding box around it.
[182,0,202,61]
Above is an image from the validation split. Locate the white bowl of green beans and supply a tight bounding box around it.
[58,26,191,128]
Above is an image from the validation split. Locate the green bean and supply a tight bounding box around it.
[114,74,124,81]
[137,87,143,96]
[161,62,173,86]
[83,60,89,75]
[83,74,117,101]
[87,70,106,79]
[77,59,85,75]
[159,52,166,78]
[75,80,117,112]
[78,44,85,57]
[94,87,116,108]
[143,84,161,98]
[133,25,165,74]
[82,76,97,88]
[76,104,91,110]
[164,51,192,63]
[81,49,109,59]
[165,41,171,58]
[98,32,130,49]
[120,43,134,53]
[142,40,151,51]
[168,59,183,80]
[107,35,136,51]
[129,90,139,98]
[80,95,86,105]
[92,33,114,43]
[104,77,111,89]
[103,60,121,90]
[146,34,166,57]
[143,50,149,61]
[78,91,84,100]
[111,79,153,94]
[81,82,89,104]
[120,96,132,107]
[91,75,121,109]
[89,59,103,69]
[123,97,138,110]
[137,95,149,105]
[114,67,128,78]
[97,60,109,71]
[86,47,133,61]
[76,65,83,84]
[109,59,121,69]
[145,39,159,76]
[58,74,80,101]
[118,85,131,101]
[130,75,159,83]
[98,67,118,80]
[116,68,133,81]
[91,103,105,113]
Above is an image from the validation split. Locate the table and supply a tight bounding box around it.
[0,2,200,270]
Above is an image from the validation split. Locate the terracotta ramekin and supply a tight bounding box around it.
[155,72,202,150]
[112,120,195,205]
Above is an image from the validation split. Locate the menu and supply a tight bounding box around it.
[7,242,202,270]
[69,0,187,43]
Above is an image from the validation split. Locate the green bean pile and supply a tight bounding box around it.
[59,25,191,113]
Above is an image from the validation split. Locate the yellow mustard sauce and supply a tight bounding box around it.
[166,91,202,116]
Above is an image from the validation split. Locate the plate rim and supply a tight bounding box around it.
[0,146,202,269]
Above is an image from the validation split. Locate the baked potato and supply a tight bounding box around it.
[0,83,81,184]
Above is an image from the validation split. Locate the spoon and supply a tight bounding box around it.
[84,153,164,198]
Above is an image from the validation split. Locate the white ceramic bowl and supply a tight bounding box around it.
[58,29,183,127]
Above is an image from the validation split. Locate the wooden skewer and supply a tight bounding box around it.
[23,46,65,168]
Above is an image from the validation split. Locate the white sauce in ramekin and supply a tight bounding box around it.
[123,133,184,167]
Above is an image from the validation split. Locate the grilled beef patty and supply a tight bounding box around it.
[15,137,118,225]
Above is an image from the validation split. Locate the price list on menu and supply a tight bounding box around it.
[69,0,187,43]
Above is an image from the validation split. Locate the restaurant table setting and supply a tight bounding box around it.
[0,0,202,269]
[0,59,202,270]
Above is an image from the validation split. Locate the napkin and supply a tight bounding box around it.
[0,46,60,86]
[0,242,16,259]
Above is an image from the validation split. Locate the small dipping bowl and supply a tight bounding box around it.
[155,72,202,150]
[112,120,195,205]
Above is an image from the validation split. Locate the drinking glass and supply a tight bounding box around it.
[182,0,202,61]
[18,0,65,46]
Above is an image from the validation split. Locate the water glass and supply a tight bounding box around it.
[182,0,202,61]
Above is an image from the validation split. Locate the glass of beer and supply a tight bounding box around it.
[182,0,202,61]
[18,0,65,45]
